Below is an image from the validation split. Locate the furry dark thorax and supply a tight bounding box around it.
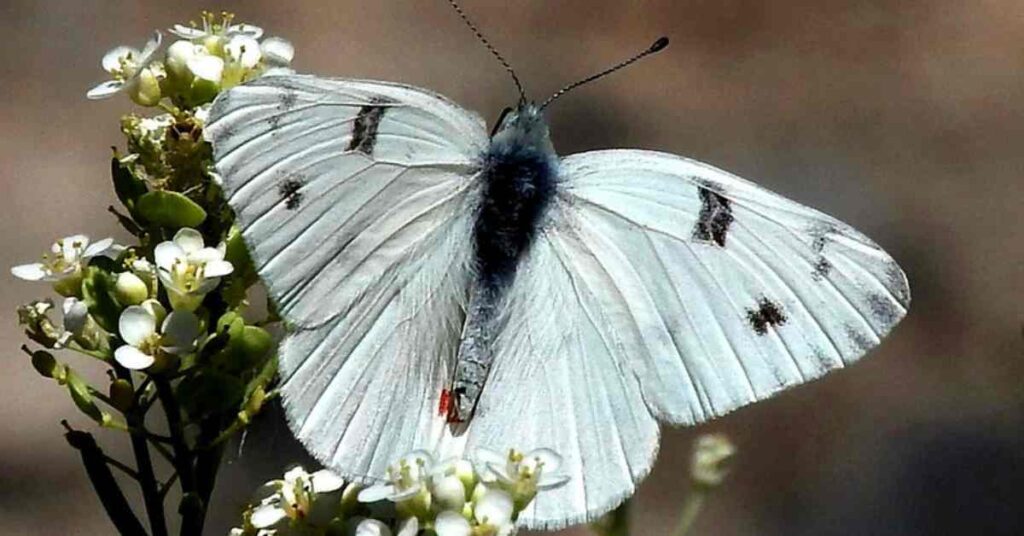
[473,104,558,292]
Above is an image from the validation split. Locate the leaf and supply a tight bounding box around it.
[66,370,104,423]
[221,226,258,307]
[81,266,121,333]
[136,191,207,228]
[110,157,148,210]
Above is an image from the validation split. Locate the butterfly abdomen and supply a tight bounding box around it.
[450,106,558,423]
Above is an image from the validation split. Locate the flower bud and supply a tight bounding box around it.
[130,66,163,107]
[109,379,135,412]
[31,350,58,378]
[690,433,736,488]
[432,474,467,510]
[165,40,198,81]
[115,272,149,305]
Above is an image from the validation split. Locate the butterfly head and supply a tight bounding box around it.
[490,102,555,158]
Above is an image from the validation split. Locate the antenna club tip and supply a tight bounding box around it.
[650,36,669,53]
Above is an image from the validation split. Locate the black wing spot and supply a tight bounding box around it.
[692,183,733,247]
[347,99,388,155]
[812,257,833,280]
[278,178,304,210]
[746,297,787,335]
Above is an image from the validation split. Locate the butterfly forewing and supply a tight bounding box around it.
[206,75,489,478]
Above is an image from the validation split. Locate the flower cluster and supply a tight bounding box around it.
[10,13,286,535]
[88,11,294,108]
[230,449,570,536]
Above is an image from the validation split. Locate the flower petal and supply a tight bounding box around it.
[228,23,263,39]
[102,46,138,72]
[62,298,89,333]
[355,519,392,536]
[168,24,205,39]
[226,35,262,69]
[536,472,571,490]
[203,259,234,278]
[396,517,419,536]
[434,511,471,536]
[114,345,155,370]
[62,235,90,261]
[161,311,199,353]
[309,469,345,494]
[86,80,125,99]
[260,37,294,66]
[525,448,564,474]
[141,299,167,327]
[188,246,224,264]
[154,241,185,271]
[139,31,163,65]
[474,488,514,525]
[187,53,224,83]
[173,228,205,254]
[249,502,288,529]
[83,237,115,258]
[119,305,157,345]
[357,484,396,503]
[11,263,49,281]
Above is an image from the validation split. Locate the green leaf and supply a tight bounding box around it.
[81,266,121,333]
[136,190,207,228]
[221,226,258,307]
[110,157,148,210]
[66,370,104,423]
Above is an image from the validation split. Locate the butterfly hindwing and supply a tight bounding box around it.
[465,148,909,527]
[206,75,488,478]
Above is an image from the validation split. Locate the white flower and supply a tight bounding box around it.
[358,450,436,503]
[250,466,346,531]
[11,234,115,282]
[87,31,163,99]
[154,228,233,311]
[473,488,515,536]
[225,34,262,69]
[169,16,263,42]
[476,447,569,502]
[114,300,198,370]
[62,297,90,335]
[690,433,736,487]
[434,511,471,536]
[187,50,226,84]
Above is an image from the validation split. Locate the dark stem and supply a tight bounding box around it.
[153,378,202,536]
[116,366,168,536]
[63,422,148,536]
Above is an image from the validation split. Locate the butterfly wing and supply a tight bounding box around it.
[465,149,909,528]
[206,75,488,477]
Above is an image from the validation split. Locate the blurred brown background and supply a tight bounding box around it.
[2,0,1022,534]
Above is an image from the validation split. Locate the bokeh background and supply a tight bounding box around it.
[2,1,1022,534]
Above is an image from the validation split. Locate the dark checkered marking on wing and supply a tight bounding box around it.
[278,178,304,210]
[347,99,388,155]
[746,296,787,335]
[692,183,734,247]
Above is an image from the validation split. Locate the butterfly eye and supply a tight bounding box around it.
[490,107,513,137]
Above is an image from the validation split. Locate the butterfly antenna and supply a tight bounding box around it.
[447,0,527,104]
[540,36,669,111]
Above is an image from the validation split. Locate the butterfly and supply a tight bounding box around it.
[204,9,909,530]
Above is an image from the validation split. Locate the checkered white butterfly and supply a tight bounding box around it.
[205,6,908,529]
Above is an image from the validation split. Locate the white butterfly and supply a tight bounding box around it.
[205,31,908,530]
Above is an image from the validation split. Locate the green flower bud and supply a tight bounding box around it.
[109,379,135,412]
[130,66,163,107]
[31,350,58,378]
[115,272,149,305]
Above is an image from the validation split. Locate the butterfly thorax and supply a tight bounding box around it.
[448,104,558,424]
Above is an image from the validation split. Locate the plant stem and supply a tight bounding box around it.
[670,485,708,536]
[116,367,168,536]
[153,378,203,536]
